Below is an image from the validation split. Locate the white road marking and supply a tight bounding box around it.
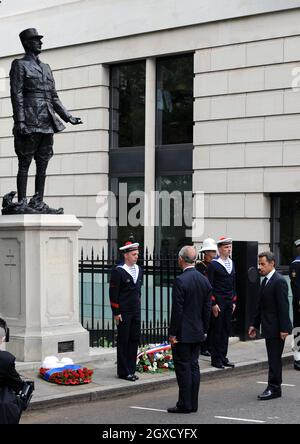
[215,416,265,423]
[130,406,167,413]
[256,381,295,387]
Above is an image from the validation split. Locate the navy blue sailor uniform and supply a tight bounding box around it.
[109,264,143,378]
[289,255,300,329]
[206,257,237,366]
[289,255,300,367]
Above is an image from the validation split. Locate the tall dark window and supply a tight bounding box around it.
[156,54,193,146]
[157,175,192,255]
[110,177,145,253]
[109,62,146,256]
[110,62,146,148]
[271,194,300,266]
[109,55,193,256]
[155,54,193,254]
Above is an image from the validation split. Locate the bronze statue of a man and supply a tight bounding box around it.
[3,28,82,214]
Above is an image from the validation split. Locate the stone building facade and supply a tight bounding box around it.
[0,0,300,264]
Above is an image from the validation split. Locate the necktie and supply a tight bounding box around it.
[261,277,268,290]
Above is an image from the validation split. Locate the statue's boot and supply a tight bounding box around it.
[28,193,64,214]
[2,192,39,215]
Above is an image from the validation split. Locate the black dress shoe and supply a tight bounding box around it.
[118,374,136,382]
[223,361,235,368]
[167,406,191,414]
[257,389,281,400]
[200,350,211,357]
[211,362,225,369]
[294,360,300,371]
[133,374,139,380]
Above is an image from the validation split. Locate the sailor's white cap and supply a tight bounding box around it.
[294,239,300,247]
[216,236,233,246]
[119,241,140,252]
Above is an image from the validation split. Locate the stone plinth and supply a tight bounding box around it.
[0,215,89,362]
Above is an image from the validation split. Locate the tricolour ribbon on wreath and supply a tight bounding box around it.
[137,343,171,359]
[42,365,81,381]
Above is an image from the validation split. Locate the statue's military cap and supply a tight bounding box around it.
[19,28,43,43]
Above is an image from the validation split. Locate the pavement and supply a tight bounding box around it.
[16,336,295,411]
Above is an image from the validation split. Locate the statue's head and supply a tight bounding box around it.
[19,28,43,55]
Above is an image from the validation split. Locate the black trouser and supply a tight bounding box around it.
[172,342,201,412]
[210,299,232,364]
[200,325,211,353]
[116,312,140,377]
[293,297,300,328]
[265,338,285,391]
[14,133,53,200]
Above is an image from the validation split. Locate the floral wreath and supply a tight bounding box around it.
[39,356,93,385]
[136,343,174,373]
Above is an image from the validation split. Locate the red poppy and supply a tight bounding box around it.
[39,366,93,385]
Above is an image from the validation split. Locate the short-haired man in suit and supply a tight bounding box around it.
[168,246,212,414]
[249,252,292,400]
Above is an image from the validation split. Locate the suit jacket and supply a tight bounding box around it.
[252,271,292,338]
[0,351,23,392]
[10,53,71,134]
[169,267,212,343]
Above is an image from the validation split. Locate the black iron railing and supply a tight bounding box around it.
[79,249,180,347]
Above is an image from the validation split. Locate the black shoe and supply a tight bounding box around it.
[257,389,281,400]
[222,361,235,368]
[294,360,300,371]
[211,362,225,369]
[200,350,211,357]
[118,374,136,382]
[133,374,139,380]
[167,406,191,414]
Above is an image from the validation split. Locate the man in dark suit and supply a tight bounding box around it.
[8,28,82,214]
[0,318,25,424]
[109,241,143,382]
[168,246,212,414]
[249,251,292,400]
